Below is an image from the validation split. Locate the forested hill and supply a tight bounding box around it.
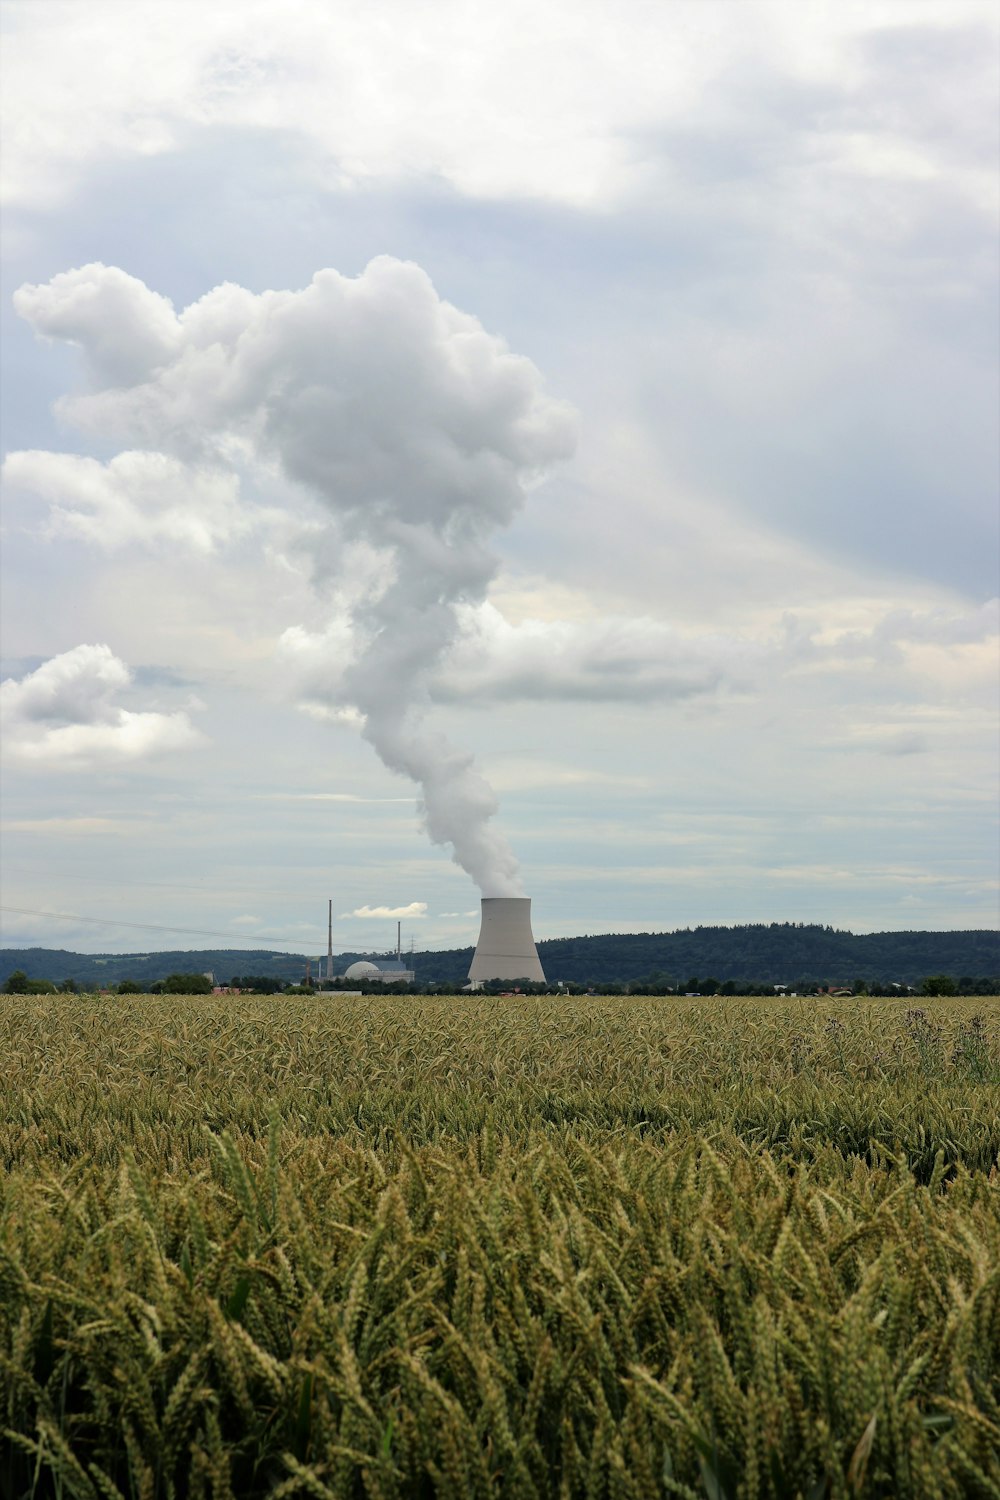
[534,925,1000,988]
[3,924,999,988]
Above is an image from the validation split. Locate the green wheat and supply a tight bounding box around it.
[1,995,997,1498]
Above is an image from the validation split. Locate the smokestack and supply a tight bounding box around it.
[327,898,333,980]
[397,920,401,960]
[469,897,545,984]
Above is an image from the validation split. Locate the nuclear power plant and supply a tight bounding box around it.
[310,895,544,988]
[469,897,546,985]
[314,906,416,985]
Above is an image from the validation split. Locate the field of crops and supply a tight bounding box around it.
[2,995,998,1499]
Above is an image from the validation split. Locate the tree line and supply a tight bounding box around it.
[5,967,998,997]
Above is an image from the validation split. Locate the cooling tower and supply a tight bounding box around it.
[469,897,546,984]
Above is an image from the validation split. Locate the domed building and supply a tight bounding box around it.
[339,956,416,984]
[343,960,382,981]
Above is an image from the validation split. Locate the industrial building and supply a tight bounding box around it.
[313,901,416,984]
[311,895,545,988]
[342,956,416,984]
[469,897,546,986]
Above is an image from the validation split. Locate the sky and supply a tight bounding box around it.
[1,0,998,961]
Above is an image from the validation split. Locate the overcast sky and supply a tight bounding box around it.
[1,0,997,960]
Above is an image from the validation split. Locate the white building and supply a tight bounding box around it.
[342,958,416,984]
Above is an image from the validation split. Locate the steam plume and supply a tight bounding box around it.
[15,257,575,890]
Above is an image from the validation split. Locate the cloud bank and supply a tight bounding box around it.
[4,1,993,213]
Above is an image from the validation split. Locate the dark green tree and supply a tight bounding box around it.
[921,973,957,996]
[161,973,213,994]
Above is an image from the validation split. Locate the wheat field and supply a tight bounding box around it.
[2,995,997,1499]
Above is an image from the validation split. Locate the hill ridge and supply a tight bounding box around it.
[3,923,998,987]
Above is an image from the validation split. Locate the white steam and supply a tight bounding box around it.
[15,257,575,891]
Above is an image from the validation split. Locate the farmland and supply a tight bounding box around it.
[2,995,998,1499]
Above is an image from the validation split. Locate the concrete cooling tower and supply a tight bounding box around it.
[468,897,546,984]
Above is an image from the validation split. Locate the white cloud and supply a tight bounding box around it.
[15,255,575,897]
[279,600,741,707]
[348,902,427,920]
[805,599,1000,658]
[12,262,181,382]
[440,602,739,703]
[1,644,205,769]
[3,641,130,724]
[2,449,253,552]
[781,600,1000,690]
[3,2,994,212]
[15,258,576,516]
[279,591,1000,724]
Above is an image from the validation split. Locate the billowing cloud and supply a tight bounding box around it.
[1,644,204,768]
[14,258,576,506]
[12,263,181,383]
[348,902,427,920]
[16,258,575,892]
[2,449,251,552]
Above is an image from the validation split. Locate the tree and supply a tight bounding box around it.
[921,973,957,997]
[117,980,142,994]
[161,973,213,994]
[4,970,28,993]
[58,978,78,993]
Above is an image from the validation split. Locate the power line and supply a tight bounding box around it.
[0,905,321,948]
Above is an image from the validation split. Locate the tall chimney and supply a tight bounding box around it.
[469,897,545,984]
[397,920,401,960]
[327,898,333,980]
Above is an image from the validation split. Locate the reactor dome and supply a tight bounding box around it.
[344,960,381,980]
